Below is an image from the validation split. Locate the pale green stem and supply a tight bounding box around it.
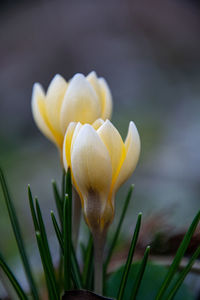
[93,232,106,295]
[72,187,82,249]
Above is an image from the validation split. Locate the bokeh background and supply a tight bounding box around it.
[0,0,200,298]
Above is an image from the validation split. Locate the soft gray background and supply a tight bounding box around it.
[0,0,200,296]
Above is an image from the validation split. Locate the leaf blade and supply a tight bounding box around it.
[35,231,59,300]
[167,246,200,300]
[35,199,59,295]
[117,212,142,300]
[156,210,200,300]
[104,184,134,275]
[0,167,39,299]
[131,246,150,300]
[0,252,28,300]
[63,194,72,290]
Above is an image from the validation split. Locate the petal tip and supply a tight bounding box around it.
[32,82,45,101]
[87,70,97,78]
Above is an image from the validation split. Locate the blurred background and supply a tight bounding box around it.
[0,0,200,298]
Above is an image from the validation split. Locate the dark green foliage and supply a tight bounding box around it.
[106,263,195,300]
[0,167,39,299]
[0,166,199,300]
[117,213,142,300]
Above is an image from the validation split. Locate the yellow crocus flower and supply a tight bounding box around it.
[63,119,140,234]
[31,72,112,151]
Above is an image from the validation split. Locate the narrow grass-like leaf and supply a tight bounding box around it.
[117,212,142,300]
[131,246,150,300]
[0,167,39,300]
[83,233,93,289]
[35,231,59,300]
[166,246,200,300]
[104,184,134,275]
[0,252,28,300]
[58,252,63,294]
[28,185,39,231]
[63,194,72,290]
[62,169,66,201]
[156,210,200,300]
[51,211,82,289]
[71,246,82,289]
[51,211,64,253]
[28,188,54,298]
[65,168,72,201]
[80,242,87,262]
[35,199,59,294]
[52,180,63,226]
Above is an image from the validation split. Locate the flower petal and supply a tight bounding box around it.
[98,78,112,120]
[60,74,101,134]
[63,122,77,171]
[70,122,83,153]
[32,83,57,144]
[87,71,102,109]
[97,120,125,185]
[92,118,104,130]
[46,74,68,134]
[71,124,112,202]
[114,121,141,191]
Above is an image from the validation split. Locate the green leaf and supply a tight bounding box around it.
[104,185,134,275]
[0,167,39,300]
[35,199,59,294]
[52,180,63,226]
[28,185,39,231]
[35,231,59,300]
[156,210,200,300]
[51,211,82,289]
[117,212,142,300]
[63,194,72,290]
[62,168,72,202]
[51,211,64,253]
[0,252,28,300]
[62,169,66,201]
[71,245,82,289]
[80,242,87,262]
[167,246,200,300]
[105,263,194,300]
[65,168,72,201]
[82,233,93,289]
[131,246,150,299]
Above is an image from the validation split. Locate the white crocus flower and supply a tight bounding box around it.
[63,119,140,234]
[32,72,112,152]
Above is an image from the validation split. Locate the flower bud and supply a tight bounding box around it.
[63,119,140,234]
[32,72,112,151]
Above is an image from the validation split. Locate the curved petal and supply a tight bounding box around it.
[70,122,83,153]
[71,124,112,204]
[46,74,68,133]
[87,71,103,111]
[114,121,141,192]
[98,78,112,120]
[63,122,77,171]
[97,120,125,184]
[32,83,57,144]
[60,74,101,134]
[63,122,84,203]
[92,118,104,130]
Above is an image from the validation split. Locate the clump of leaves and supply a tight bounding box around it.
[0,167,199,300]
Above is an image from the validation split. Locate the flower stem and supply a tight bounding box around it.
[72,187,81,249]
[93,233,106,295]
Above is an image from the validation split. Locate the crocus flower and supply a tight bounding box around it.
[31,72,112,151]
[63,119,140,235]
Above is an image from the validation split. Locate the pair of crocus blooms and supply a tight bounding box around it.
[32,71,140,240]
